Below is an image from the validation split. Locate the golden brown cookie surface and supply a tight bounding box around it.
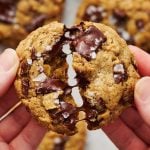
[15,21,140,135]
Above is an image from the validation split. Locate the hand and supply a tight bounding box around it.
[102,46,150,150]
[0,49,46,150]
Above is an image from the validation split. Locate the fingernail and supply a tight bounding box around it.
[0,49,18,72]
[135,77,150,102]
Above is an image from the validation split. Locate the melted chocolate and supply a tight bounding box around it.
[20,61,30,77]
[25,14,48,32]
[83,5,105,22]
[113,63,128,84]
[72,25,107,60]
[0,0,18,24]
[22,78,29,96]
[80,98,106,129]
[36,78,67,94]
[50,102,78,132]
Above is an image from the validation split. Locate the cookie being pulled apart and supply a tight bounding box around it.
[15,21,140,135]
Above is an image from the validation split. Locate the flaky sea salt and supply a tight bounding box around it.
[32,73,47,82]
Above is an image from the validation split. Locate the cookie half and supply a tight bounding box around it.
[15,21,140,135]
[38,121,86,150]
[0,0,64,47]
[76,0,150,52]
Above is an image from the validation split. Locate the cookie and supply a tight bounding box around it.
[0,0,64,47]
[38,121,86,150]
[76,0,150,52]
[15,21,140,135]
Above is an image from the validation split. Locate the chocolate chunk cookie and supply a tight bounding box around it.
[76,0,150,52]
[38,121,86,150]
[0,0,64,47]
[15,21,140,135]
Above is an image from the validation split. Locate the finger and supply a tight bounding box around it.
[102,119,147,150]
[129,45,150,76]
[121,107,150,145]
[0,86,19,116]
[0,49,19,97]
[10,119,47,150]
[135,77,150,126]
[0,105,30,143]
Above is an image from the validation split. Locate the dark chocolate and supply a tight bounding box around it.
[113,63,128,84]
[72,25,107,60]
[83,5,105,22]
[36,78,67,94]
[0,0,17,24]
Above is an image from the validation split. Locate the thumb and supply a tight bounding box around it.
[135,77,150,126]
[0,49,19,97]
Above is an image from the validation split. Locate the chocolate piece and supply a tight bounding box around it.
[25,15,48,32]
[80,98,106,129]
[0,0,18,24]
[36,78,67,94]
[113,9,127,21]
[54,136,69,150]
[50,102,78,131]
[72,25,107,60]
[113,63,127,83]
[22,78,29,96]
[20,61,30,77]
[83,5,105,22]
[136,19,145,30]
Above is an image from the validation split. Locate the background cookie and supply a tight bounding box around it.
[76,0,150,52]
[0,0,64,47]
[38,121,87,150]
[15,21,140,135]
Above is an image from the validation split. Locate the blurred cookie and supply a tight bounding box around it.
[15,21,140,135]
[0,0,64,47]
[38,122,86,150]
[76,0,150,52]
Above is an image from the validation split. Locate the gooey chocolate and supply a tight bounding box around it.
[0,0,18,24]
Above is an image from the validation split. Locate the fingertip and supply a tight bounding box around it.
[0,48,19,97]
[135,77,150,126]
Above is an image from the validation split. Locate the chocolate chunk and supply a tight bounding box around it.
[113,9,127,21]
[0,0,18,24]
[36,78,67,94]
[113,63,128,83]
[136,19,145,30]
[22,78,29,96]
[54,136,68,150]
[50,102,78,131]
[81,98,106,125]
[20,61,30,77]
[31,48,37,60]
[25,14,48,32]
[72,25,107,60]
[83,5,105,22]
